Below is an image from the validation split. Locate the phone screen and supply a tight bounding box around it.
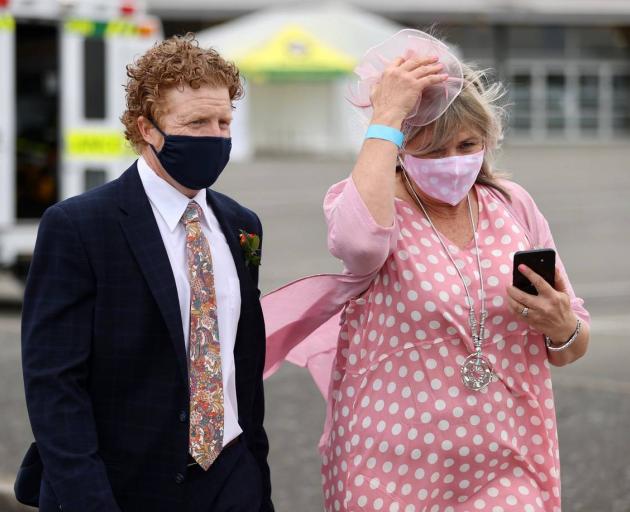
[512,249,556,295]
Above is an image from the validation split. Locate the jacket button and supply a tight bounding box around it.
[179,410,187,422]
[175,472,185,484]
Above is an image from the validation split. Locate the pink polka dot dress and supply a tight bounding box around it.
[320,181,576,512]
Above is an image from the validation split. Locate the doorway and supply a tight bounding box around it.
[15,21,59,219]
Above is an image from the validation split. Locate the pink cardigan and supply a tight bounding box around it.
[262,177,589,399]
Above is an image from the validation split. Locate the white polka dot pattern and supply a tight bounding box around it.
[321,187,559,512]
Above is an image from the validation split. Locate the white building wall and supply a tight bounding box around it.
[148,0,630,22]
[230,81,253,161]
[187,2,630,156]
[224,77,368,159]
[334,78,368,156]
[0,26,15,230]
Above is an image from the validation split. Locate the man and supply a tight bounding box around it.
[17,34,273,511]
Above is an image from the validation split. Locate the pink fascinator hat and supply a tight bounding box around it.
[347,29,464,129]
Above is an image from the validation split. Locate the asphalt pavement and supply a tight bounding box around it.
[1,142,629,511]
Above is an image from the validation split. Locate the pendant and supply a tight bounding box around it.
[461,352,494,391]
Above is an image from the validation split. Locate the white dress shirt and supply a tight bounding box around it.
[137,157,242,445]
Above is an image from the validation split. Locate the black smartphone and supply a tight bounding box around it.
[512,249,556,295]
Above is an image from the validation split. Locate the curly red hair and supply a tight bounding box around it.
[121,33,243,151]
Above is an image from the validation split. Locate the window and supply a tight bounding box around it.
[545,74,566,133]
[507,66,630,139]
[15,22,59,219]
[579,75,599,133]
[499,25,630,140]
[612,75,630,134]
[510,74,532,132]
[84,37,106,119]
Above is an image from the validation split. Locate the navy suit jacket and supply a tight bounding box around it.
[20,163,273,511]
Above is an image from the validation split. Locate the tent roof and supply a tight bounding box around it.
[196,2,403,81]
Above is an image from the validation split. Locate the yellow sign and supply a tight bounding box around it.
[64,19,95,36]
[64,18,141,38]
[237,24,356,82]
[66,130,134,159]
[105,20,140,38]
[0,13,15,32]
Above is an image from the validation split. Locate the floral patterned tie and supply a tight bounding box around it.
[182,201,223,470]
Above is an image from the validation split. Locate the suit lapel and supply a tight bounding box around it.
[117,164,188,383]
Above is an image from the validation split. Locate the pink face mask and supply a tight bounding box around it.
[402,149,485,206]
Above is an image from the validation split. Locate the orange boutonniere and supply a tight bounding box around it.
[239,230,261,267]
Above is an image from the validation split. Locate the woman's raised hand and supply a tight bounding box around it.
[350,55,447,230]
[370,55,448,128]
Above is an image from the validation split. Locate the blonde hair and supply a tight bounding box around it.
[402,64,510,199]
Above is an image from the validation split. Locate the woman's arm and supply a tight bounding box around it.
[326,55,447,275]
[324,178,399,276]
[502,181,590,366]
[351,56,447,228]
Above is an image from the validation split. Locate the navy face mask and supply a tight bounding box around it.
[148,119,232,190]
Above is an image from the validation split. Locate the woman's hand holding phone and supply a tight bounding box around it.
[506,264,577,343]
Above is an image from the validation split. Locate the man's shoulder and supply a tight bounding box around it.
[52,165,135,222]
[56,180,118,213]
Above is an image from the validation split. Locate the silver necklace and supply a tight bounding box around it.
[402,171,494,391]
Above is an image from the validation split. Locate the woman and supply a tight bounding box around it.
[264,31,589,512]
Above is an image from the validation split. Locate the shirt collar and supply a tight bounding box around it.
[137,156,212,233]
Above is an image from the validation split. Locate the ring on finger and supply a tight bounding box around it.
[521,306,529,318]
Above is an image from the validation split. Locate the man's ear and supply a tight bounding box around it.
[137,116,162,149]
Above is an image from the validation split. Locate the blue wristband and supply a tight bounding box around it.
[365,124,404,148]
